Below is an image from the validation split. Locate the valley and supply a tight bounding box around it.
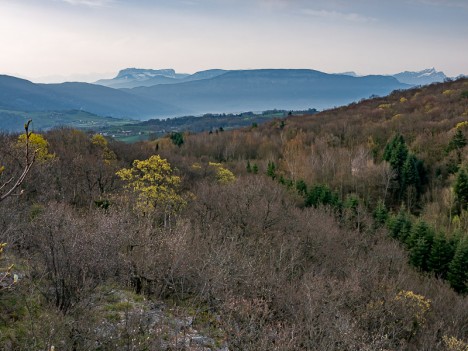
[1,0,467,349]
[1,77,467,350]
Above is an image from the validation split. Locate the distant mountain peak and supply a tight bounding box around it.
[94,68,192,89]
[95,68,227,89]
[392,68,447,85]
[115,68,180,80]
[337,71,359,77]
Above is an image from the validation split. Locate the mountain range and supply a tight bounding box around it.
[337,68,447,85]
[0,67,453,124]
[97,67,448,90]
[123,69,408,115]
[0,69,413,120]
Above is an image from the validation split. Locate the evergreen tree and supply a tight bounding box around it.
[279,175,286,185]
[402,154,421,192]
[448,129,467,151]
[428,231,454,279]
[305,185,322,207]
[305,184,341,209]
[319,185,336,207]
[246,160,252,173]
[447,238,468,293]
[449,230,464,250]
[406,219,433,250]
[383,134,427,205]
[387,208,412,242]
[447,129,467,164]
[383,134,399,162]
[170,132,184,147]
[267,161,277,180]
[454,167,468,212]
[414,158,426,190]
[344,194,361,229]
[295,179,308,196]
[383,134,408,181]
[252,163,259,174]
[373,199,388,226]
[410,237,432,271]
[344,194,359,213]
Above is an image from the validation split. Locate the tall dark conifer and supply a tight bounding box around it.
[448,238,468,293]
[428,231,454,278]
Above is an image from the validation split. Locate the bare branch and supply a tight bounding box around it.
[0,120,36,202]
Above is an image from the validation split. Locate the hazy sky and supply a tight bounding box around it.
[0,0,467,82]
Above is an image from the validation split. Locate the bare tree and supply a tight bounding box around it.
[0,120,36,202]
[1,120,36,292]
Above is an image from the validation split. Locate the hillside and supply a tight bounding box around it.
[0,75,181,120]
[0,109,134,133]
[0,79,467,350]
[98,109,318,142]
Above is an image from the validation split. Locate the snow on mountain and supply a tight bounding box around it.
[337,71,360,77]
[115,68,189,80]
[392,68,447,85]
[95,68,228,89]
[94,68,190,89]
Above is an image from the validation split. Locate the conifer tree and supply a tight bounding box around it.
[279,175,286,185]
[246,160,252,173]
[170,132,184,147]
[406,219,434,271]
[454,167,468,212]
[410,237,432,271]
[428,231,454,279]
[295,179,308,196]
[406,219,433,250]
[447,129,467,164]
[387,208,412,242]
[252,163,259,174]
[373,199,388,226]
[447,238,468,293]
[402,154,421,191]
[448,129,467,151]
[267,161,276,180]
[384,134,408,181]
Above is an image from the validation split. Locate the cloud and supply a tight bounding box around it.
[299,8,377,23]
[59,0,114,7]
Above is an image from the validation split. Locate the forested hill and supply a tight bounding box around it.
[0,78,467,350]
[157,77,468,295]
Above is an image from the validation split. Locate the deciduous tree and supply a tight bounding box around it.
[116,155,185,225]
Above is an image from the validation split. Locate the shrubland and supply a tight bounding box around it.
[0,78,467,350]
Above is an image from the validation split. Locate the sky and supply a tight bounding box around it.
[0,0,467,82]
